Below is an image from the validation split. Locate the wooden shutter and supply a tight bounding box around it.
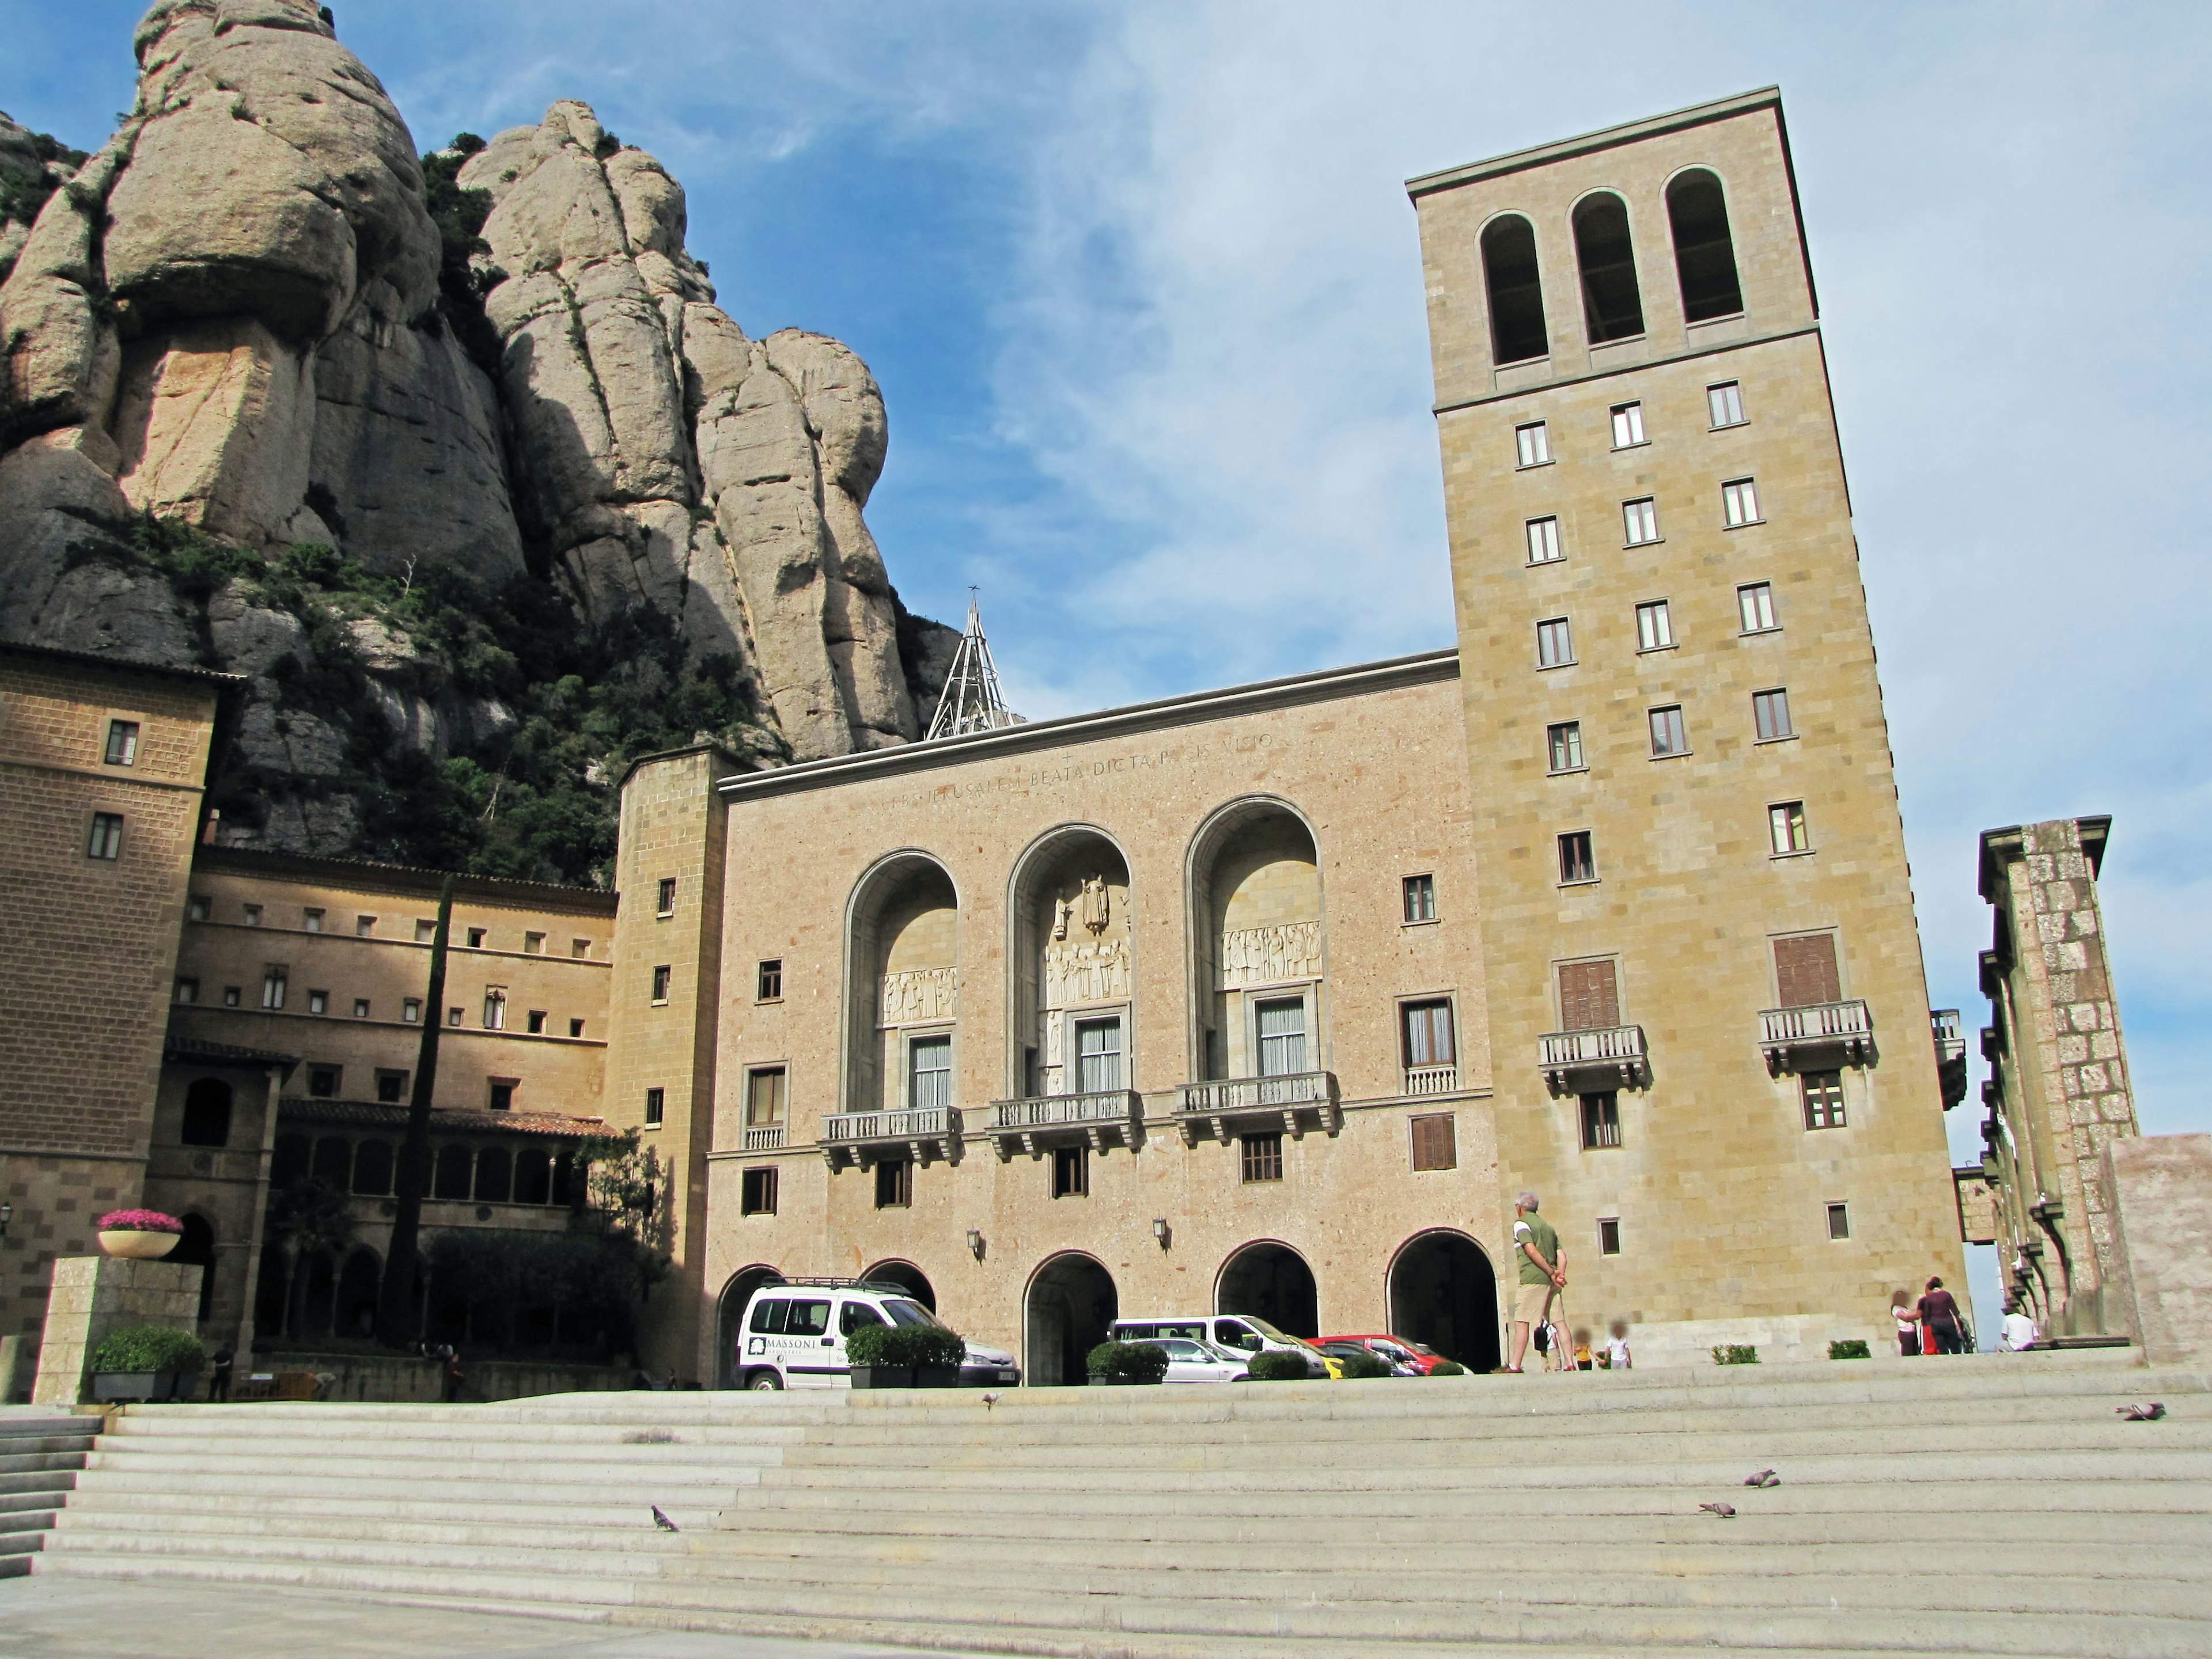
[1773,934,1841,1007]
[1556,960,1620,1031]
[1411,1113,1457,1172]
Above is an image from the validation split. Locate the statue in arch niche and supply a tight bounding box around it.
[1081,874,1110,936]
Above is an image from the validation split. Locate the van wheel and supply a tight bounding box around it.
[748,1370,783,1391]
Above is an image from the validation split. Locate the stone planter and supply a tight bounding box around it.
[913,1363,960,1389]
[849,1365,913,1389]
[92,1370,188,1403]
[98,1230,179,1260]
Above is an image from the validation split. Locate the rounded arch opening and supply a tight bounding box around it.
[1666,167,1743,323]
[1006,825,1134,1101]
[715,1264,785,1387]
[1187,798,1324,1085]
[1571,191,1645,343]
[844,851,961,1116]
[433,1143,474,1200]
[335,1245,382,1339]
[1024,1252,1118,1387]
[1388,1229,1500,1373]
[180,1078,233,1148]
[311,1135,353,1191]
[174,1211,217,1324]
[1216,1240,1319,1339]
[352,1139,394,1197]
[1480,213,1548,366]
[862,1259,936,1312]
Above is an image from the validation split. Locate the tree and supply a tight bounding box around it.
[377,874,453,1346]
[265,1176,355,1339]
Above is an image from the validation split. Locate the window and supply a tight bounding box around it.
[643,1086,664,1127]
[1075,1017,1123,1093]
[86,813,123,861]
[1480,214,1548,365]
[741,1166,778,1216]
[1647,705,1688,758]
[1622,497,1660,546]
[1240,1131,1284,1183]
[103,719,139,766]
[1722,477,1761,527]
[1635,600,1673,652]
[1598,1217,1622,1256]
[1709,380,1746,428]
[747,1068,787,1128]
[1410,1113,1457,1171]
[1403,873,1437,923]
[244,904,262,927]
[1802,1070,1847,1130]
[1827,1202,1851,1241]
[447,1006,463,1027]
[375,1070,407,1104]
[526,1010,547,1035]
[1668,168,1744,323]
[306,990,328,1016]
[174,977,199,1004]
[1610,402,1646,448]
[353,998,370,1018]
[483,987,507,1029]
[1557,959,1620,1031]
[403,998,421,1024]
[466,927,487,949]
[1580,1090,1622,1149]
[569,1018,585,1037]
[876,1157,912,1209]
[757,959,783,1001]
[1255,998,1307,1078]
[1767,800,1810,856]
[260,966,287,1010]
[1571,191,1645,342]
[571,938,590,959]
[1557,831,1596,885]
[650,965,671,1004]
[1052,1143,1089,1197]
[307,1065,339,1100]
[180,1080,231,1148]
[356,915,375,937]
[1773,933,1842,1007]
[909,1034,952,1111]
[222,986,241,1007]
[1402,1000,1456,1070]
[1515,421,1551,467]
[1753,688,1793,743]
[488,1081,515,1113]
[656,878,677,917]
[188,895,210,922]
[1547,721,1584,774]
[414,919,434,944]
[1738,581,1777,634]
[303,908,323,933]
[1536,616,1575,668]
[1525,516,1562,565]
[524,931,544,955]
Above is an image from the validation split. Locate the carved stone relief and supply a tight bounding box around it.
[881,966,958,1026]
[1045,937,1131,1008]
[1217,921,1323,988]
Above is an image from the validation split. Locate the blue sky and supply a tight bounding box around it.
[8,3,2208,1321]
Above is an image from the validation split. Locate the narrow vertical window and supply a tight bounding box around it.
[1536,617,1575,667]
[1480,214,1548,365]
[1722,478,1762,527]
[656,878,677,916]
[1827,1202,1852,1241]
[260,965,287,1010]
[355,999,372,1018]
[415,919,435,944]
[1074,1017,1124,1093]
[645,1086,665,1127]
[571,938,591,959]
[650,965,671,1003]
[85,813,124,861]
[1240,1131,1285,1183]
[188,895,211,921]
[1402,873,1437,923]
[1753,688,1793,741]
[1802,1070,1847,1129]
[1525,516,1563,565]
[1255,998,1308,1078]
[355,915,375,937]
[1547,721,1584,773]
[1558,831,1596,884]
[1667,168,1744,323]
[403,998,422,1024]
[1515,421,1551,467]
[756,959,783,1001]
[1769,802,1810,855]
[1609,402,1646,448]
[303,908,323,933]
[483,987,507,1029]
[1622,497,1660,546]
[465,927,487,949]
[1635,600,1673,651]
[174,978,199,1004]
[909,1034,953,1111]
[876,1157,913,1209]
[747,1067,787,1130]
[1052,1143,1090,1197]
[244,904,262,927]
[1571,191,1645,343]
[1579,1091,1622,1149]
[1708,381,1746,427]
[1556,960,1621,1031]
[1402,1001,1456,1073]
[1647,706,1688,757]
[524,931,545,955]
[525,1010,546,1034]
[1738,582,1777,633]
[1598,1217,1623,1255]
[103,719,139,766]
[307,990,328,1015]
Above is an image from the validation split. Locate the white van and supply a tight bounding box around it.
[735,1278,1019,1391]
[1111,1313,1328,1378]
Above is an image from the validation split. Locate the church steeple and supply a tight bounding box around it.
[925,593,1018,741]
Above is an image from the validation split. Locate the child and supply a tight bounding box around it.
[1604,1321,1632,1372]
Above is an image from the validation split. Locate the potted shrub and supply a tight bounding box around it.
[845,1323,908,1389]
[96,1209,182,1260]
[906,1324,967,1388]
[1336,1350,1395,1380]
[89,1324,206,1403]
[1085,1340,1169,1386]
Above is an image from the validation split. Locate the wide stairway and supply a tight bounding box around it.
[0,1410,94,1577]
[28,1349,2212,1657]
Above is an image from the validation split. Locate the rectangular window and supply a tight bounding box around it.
[1738,582,1777,633]
[524,931,544,955]
[909,1035,953,1111]
[650,965,671,1004]
[1547,721,1584,774]
[1635,600,1673,652]
[1622,497,1660,545]
[1599,1217,1622,1255]
[1052,1143,1089,1198]
[307,1065,339,1099]
[244,904,262,927]
[1580,1091,1622,1149]
[356,915,375,937]
[1525,516,1562,565]
[1770,801,1810,855]
[403,997,421,1024]
[1075,1017,1124,1093]
[222,986,241,1007]
[1536,616,1574,668]
[757,959,783,1001]
[188,895,210,922]
[1722,477,1761,527]
[447,1006,463,1027]
[375,1070,407,1104]
[1753,688,1793,742]
[1240,1131,1284,1183]
[1515,421,1551,468]
[1802,1070,1847,1130]
[656,878,677,917]
[466,927,487,949]
[353,998,370,1018]
[1403,873,1437,923]
[1255,998,1308,1078]
[1827,1202,1851,1241]
[526,1009,547,1034]
[644,1086,665,1127]
[1410,1113,1457,1172]
[1557,831,1596,885]
[261,966,287,1010]
[571,938,590,959]
[569,1018,585,1037]
[741,1166,779,1216]
[1774,933,1843,1007]
[747,1067,787,1128]
[1647,705,1688,757]
[86,813,123,861]
[1709,381,1745,427]
[414,919,434,944]
[173,977,199,1004]
[1402,999,1456,1068]
[103,719,139,766]
[483,987,506,1029]
[303,908,323,933]
[488,1081,515,1113]
[1557,959,1620,1031]
[876,1157,913,1209]
[1610,402,1646,448]
[307,990,328,1016]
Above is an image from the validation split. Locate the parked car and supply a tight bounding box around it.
[1150,1337,1251,1383]
[1321,1334,1450,1376]
[736,1278,1020,1391]
[1112,1314,1330,1378]
[1318,1339,1414,1377]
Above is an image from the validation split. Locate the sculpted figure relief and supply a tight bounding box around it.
[1218,921,1324,989]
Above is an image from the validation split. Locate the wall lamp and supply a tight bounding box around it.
[966,1228,985,1261]
[0,1203,11,1239]
[1152,1217,1171,1250]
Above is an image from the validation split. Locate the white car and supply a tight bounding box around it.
[735,1277,1020,1391]
[1149,1336,1251,1383]
[1111,1313,1329,1378]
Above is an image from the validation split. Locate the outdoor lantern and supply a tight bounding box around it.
[1152,1217,1170,1249]
[967,1228,984,1260]
[0,1203,10,1237]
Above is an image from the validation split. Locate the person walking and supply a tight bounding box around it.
[1916,1277,1968,1355]
[1506,1192,1565,1374]
[439,1343,464,1403]
[207,1346,234,1403]
[1891,1291,1921,1358]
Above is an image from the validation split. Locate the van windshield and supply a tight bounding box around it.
[1238,1314,1293,1343]
[882,1298,942,1329]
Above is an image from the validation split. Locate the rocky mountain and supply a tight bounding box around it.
[0,0,955,881]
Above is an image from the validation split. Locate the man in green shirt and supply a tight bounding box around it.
[1508,1191,1565,1373]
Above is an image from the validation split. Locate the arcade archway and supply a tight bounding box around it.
[862,1259,936,1311]
[1024,1252,1117,1387]
[1216,1240,1319,1339]
[1388,1229,1500,1372]
[715,1264,785,1387]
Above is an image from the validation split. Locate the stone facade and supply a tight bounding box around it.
[2100,1134,2212,1363]
[31,1255,202,1406]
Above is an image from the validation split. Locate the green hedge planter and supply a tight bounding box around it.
[847,1321,967,1388]
[1085,1340,1169,1385]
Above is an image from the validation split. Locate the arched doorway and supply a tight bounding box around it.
[1388,1229,1500,1373]
[715,1264,784,1387]
[1024,1252,1117,1387]
[1217,1241,1319,1339]
[334,1247,382,1339]
[862,1259,935,1311]
[175,1213,217,1324]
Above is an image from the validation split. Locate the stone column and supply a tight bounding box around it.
[31,1256,206,1406]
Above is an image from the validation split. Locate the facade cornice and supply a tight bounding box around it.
[1405,86,1781,198]
[192,843,618,914]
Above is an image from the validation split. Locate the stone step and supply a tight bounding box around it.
[129,1399,846,1428]
[82,1448,782,1482]
[50,1509,704,1552]
[40,1528,682,1578]
[86,1435,791,1467]
[0,1527,50,1558]
[30,1550,639,1608]
[0,1450,99,1476]
[70,1469,764,1507]
[55,1489,703,1529]
[101,1417,810,1448]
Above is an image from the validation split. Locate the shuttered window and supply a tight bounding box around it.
[1773,934,1841,1007]
[1557,960,1620,1031]
[1410,1113,1457,1172]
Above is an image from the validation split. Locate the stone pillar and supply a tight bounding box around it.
[31,1256,206,1406]
[2102,1134,2212,1364]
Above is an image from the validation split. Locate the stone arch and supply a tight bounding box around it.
[433,1143,474,1200]
[1005,824,1135,1101]
[352,1138,395,1196]
[862,1258,935,1312]
[843,850,960,1116]
[716,1263,784,1387]
[1185,797,1326,1084]
[1215,1238,1319,1339]
[474,1145,513,1203]
[1666,167,1743,323]
[180,1078,233,1147]
[1571,189,1645,343]
[270,1132,310,1187]
[514,1144,552,1205]
[1387,1228,1501,1373]
[175,1211,217,1324]
[335,1245,382,1339]
[1480,211,1548,365]
[311,1135,354,1191]
[1024,1251,1118,1387]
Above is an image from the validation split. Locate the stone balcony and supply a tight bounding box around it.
[1932,1008,1969,1109]
[1539,1025,1649,1096]
[1403,1063,1460,1097]
[1173,1071,1340,1146]
[1759,999,1876,1075]
[819,1105,962,1170]
[741,1124,785,1152]
[987,1089,1143,1160]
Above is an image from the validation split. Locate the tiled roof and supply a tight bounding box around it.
[194,843,617,911]
[166,1034,300,1069]
[278,1096,608,1139]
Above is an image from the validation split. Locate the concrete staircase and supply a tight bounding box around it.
[0,1410,94,1577]
[29,1350,2212,1657]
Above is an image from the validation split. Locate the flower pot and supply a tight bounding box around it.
[850,1365,913,1389]
[913,1363,960,1389]
[92,1370,186,1403]
[99,1229,179,1260]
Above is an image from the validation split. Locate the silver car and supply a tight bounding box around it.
[1150,1336,1251,1384]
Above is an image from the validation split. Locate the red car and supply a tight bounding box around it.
[1321,1334,1449,1375]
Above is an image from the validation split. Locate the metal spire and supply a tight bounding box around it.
[925,591,1018,741]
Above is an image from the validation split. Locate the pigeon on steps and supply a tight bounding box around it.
[1699,1502,1737,1518]
[1744,1469,1781,1487]
[652,1505,680,1532]
[2117,1403,2167,1421]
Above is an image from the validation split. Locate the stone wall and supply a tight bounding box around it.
[2101,1134,2212,1364]
[252,1348,632,1405]
[32,1255,202,1405]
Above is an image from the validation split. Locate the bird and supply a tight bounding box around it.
[1699,1502,1737,1518]
[2117,1403,2167,1422]
[981,1392,1000,1411]
[651,1505,680,1532]
[1744,1469,1781,1488]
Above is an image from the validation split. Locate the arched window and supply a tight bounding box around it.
[1480,215,1548,366]
[514,1145,552,1205]
[351,1138,394,1196]
[1187,800,1324,1088]
[1006,827,1133,1120]
[180,1078,233,1148]
[1571,192,1645,343]
[433,1143,474,1200]
[312,1135,353,1191]
[270,1133,310,1187]
[843,854,959,1117]
[1666,168,1743,322]
[175,1212,217,1324]
[474,1145,513,1203]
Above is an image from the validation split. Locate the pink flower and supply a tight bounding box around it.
[97,1209,183,1233]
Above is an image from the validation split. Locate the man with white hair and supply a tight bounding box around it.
[1507,1191,1565,1374]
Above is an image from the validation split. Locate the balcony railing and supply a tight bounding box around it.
[1403,1065,1460,1097]
[1173,1071,1340,1146]
[743,1124,785,1152]
[987,1089,1143,1160]
[1758,999,1875,1075]
[819,1104,962,1169]
[1537,1025,1649,1096]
